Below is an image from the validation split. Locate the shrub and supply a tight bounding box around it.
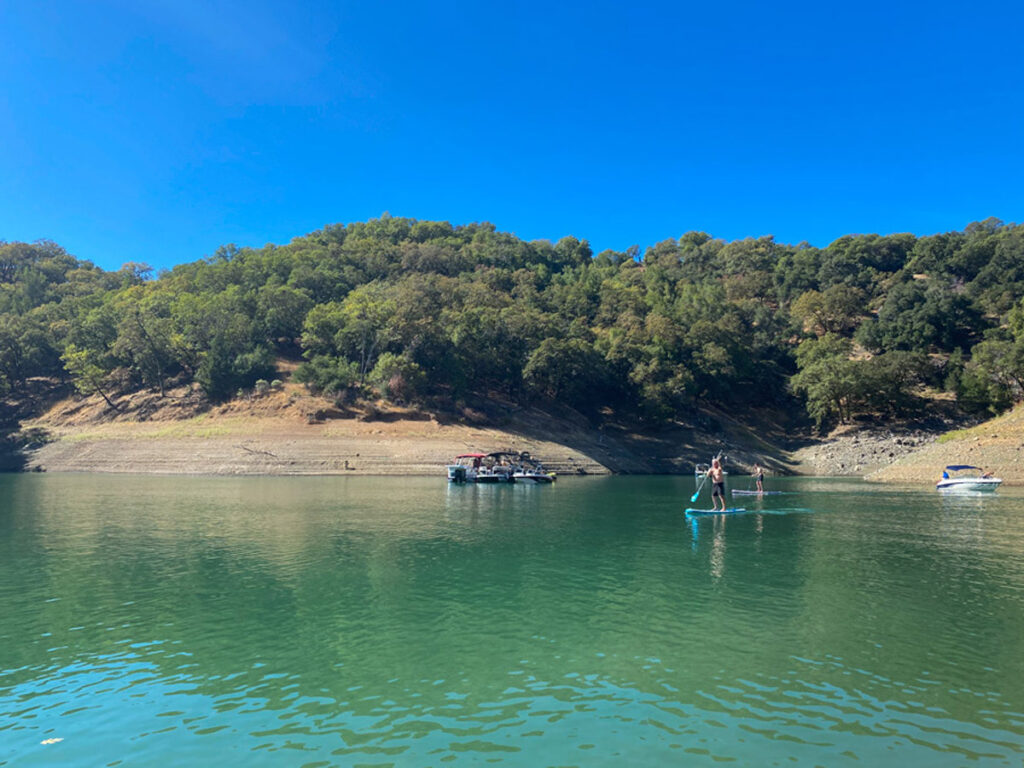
[294,355,360,396]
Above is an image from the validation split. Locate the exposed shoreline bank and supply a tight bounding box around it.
[20,418,611,478]
[23,419,1022,486]
[13,390,1024,485]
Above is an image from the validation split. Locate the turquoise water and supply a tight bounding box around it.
[1,474,1023,766]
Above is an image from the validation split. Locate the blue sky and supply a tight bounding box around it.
[2,0,1022,272]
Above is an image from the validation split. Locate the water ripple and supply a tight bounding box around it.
[2,475,1023,765]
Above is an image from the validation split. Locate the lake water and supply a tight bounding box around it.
[1,474,1023,767]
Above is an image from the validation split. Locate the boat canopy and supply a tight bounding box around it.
[455,453,487,459]
[946,465,981,471]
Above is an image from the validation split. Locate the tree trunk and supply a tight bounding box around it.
[93,382,121,412]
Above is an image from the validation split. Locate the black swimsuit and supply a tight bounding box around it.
[712,481,725,497]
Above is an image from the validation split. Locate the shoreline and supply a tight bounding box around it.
[13,392,1024,484]
[23,428,1021,486]
[18,415,618,478]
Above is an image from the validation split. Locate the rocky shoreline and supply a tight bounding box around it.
[788,427,939,477]
[790,416,1024,485]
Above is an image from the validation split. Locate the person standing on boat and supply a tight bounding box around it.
[707,458,726,512]
[754,463,765,493]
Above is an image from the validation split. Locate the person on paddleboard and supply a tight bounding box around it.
[707,458,726,512]
[754,463,765,493]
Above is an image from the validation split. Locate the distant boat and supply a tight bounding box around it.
[511,452,556,483]
[446,453,514,483]
[694,462,727,477]
[446,451,554,484]
[446,453,485,483]
[936,465,1001,492]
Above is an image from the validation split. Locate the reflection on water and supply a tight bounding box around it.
[1,474,1023,767]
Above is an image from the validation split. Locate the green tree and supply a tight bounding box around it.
[790,335,859,428]
[523,338,609,412]
[790,286,866,336]
[61,343,121,411]
[369,352,426,402]
[857,280,983,353]
[294,355,360,397]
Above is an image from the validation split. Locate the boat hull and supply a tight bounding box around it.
[473,473,514,484]
[513,472,554,484]
[936,478,1001,492]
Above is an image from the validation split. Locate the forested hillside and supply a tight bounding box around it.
[3,217,1024,434]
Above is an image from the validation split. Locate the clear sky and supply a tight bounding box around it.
[2,0,1022,272]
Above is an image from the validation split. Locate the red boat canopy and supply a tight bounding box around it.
[455,453,487,458]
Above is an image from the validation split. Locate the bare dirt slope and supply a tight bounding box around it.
[23,388,610,476]
[26,380,1021,483]
[20,381,803,477]
[867,405,1024,485]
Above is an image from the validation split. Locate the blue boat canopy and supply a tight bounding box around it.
[945,465,981,471]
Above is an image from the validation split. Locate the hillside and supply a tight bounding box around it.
[4,217,1024,479]
[19,374,810,477]
[868,405,1024,484]
[17,378,1012,482]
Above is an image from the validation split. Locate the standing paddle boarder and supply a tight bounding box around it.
[754,463,765,493]
[707,458,726,512]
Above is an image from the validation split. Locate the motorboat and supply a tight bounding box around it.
[445,452,517,483]
[447,453,485,483]
[694,462,727,477]
[936,465,1001,492]
[511,452,556,484]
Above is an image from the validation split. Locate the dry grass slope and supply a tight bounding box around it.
[868,405,1024,485]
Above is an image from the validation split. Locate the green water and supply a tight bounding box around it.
[2,475,1023,767]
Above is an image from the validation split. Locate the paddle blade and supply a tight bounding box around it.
[690,491,700,502]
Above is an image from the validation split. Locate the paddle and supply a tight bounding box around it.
[690,472,708,504]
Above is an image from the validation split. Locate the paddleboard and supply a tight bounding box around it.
[685,507,747,516]
[731,489,785,496]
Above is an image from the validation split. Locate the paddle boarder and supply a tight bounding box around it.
[754,463,765,493]
[707,458,726,512]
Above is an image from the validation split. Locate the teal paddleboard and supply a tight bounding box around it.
[685,507,747,516]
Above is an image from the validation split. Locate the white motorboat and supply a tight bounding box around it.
[512,453,555,483]
[512,470,555,483]
[447,453,513,483]
[694,462,727,478]
[447,453,483,482]
[936,465,1001,492]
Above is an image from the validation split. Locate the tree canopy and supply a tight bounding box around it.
[2,217,1023,431]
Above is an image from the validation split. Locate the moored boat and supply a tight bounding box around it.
[447,453,485,483]
[936,465,1001,492]
[446,451,553,483]
[695,461,728,478]
[511,452,556,483]
[446,453,514,483]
